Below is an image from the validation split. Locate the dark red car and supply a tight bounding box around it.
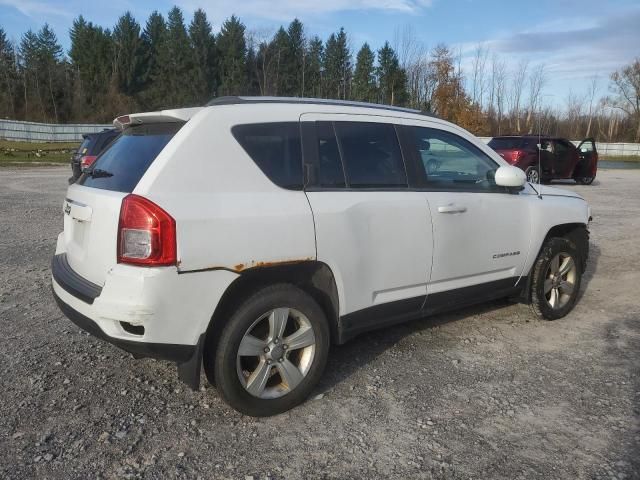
[488,135,598,185]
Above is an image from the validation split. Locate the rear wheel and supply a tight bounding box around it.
[210,284,329,416]
[525,166,540,184]
[576,175,595,185]
[530,237,582,320]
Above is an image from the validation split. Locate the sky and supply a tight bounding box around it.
[1,0,638,108]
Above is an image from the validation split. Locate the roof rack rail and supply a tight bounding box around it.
[205,96,437,118]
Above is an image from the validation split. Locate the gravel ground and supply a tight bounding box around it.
[1,167,638,480]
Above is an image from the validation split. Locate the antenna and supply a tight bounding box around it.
[537,107,543,199]
[538,111,542,199]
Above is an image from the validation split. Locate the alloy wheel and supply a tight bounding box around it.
[236,308,316,399]
[544,252,577,309]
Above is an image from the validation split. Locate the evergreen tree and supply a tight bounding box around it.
[323,28,351,100]
[20,30,44,120]
[304,36,323,97]
[155,7,194,108]
[69,16,113,116]
[36,24,65,122]
[271,27,290,96]
[139,11,166,108]
[189,8,217,103]
[216,15,246,96]
[352,43,377,103]
[377,41,407,106]
[113,12,143,96]
[287,19,305,97]
[0,28,17,117]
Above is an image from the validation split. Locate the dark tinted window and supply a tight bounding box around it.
[334,122,407,188]
[90,130,119,155]
[407,126,498,191]
[78,123,182,193]
[488,137,523,150]
[77,137,91,156]
[316,122,345,187]
[232,122,303,190]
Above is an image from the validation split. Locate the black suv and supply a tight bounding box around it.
[69,129,119,183]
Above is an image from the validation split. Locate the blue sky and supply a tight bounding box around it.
[1,0,639,107]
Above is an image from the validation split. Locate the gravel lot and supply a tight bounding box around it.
[1,167,638,479]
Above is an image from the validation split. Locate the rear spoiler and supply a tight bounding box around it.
[113,107,203,131]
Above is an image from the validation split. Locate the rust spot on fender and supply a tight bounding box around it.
[233,258,314,272]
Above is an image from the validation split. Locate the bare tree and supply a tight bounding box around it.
[470,43,488,108]
[525,64,546,133]
[508,60,528,133]
[491,55,507,134]
[584,76,598,137]
[565,91,585,139]
[609,58,640,141]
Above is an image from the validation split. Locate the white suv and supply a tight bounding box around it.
[52,97,590,416]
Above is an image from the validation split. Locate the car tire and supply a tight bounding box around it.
[576,175,595,185]
[525,166,541,184]
[210,283,329,416]
[530,237,583,320]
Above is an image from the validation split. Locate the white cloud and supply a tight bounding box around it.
[178,0,433,23]
[0,0,72,18]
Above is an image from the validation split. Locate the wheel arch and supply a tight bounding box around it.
[202,261,340,382]
[519,222,589,304]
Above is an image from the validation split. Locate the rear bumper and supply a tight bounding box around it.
[52,288,195,363]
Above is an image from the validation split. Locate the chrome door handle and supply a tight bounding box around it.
[437,204,467,214]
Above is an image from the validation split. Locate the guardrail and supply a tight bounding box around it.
[478,137,640,157]
[0,119,112,143]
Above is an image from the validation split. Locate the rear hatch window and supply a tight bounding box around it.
[78,123,182,193]
[74,137,92,158]
[488,138,524,150]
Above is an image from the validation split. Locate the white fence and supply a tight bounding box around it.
[0,119,112,143]
[479,137,640,157]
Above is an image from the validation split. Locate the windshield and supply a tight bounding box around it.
[77,123,183,193]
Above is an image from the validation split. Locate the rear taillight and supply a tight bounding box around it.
[117,194,176,266]
[511,150,523,163]
[80,155,97,170]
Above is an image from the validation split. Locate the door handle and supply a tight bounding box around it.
[437,204,467,214]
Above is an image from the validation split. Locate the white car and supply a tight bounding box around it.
[52,97,590,416]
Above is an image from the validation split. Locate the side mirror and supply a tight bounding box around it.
[494,165,526,188]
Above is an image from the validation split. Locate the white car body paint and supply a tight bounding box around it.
[52,100,590,355]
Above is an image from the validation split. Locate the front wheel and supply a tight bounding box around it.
[530,237,583,320]
[210,284,329,416]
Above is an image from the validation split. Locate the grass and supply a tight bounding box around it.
[0,139,79,166]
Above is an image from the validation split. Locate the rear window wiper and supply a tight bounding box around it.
[88,168,114,178]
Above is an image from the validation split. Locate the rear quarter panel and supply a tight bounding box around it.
[133,106,317,273]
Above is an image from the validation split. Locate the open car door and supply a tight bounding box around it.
[574,138,598,185]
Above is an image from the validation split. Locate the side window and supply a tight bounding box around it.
[554,139,572,156]
[232,122,303,190]
[316,122,346,188]
[406,126,499,191]
[334,122,407,188]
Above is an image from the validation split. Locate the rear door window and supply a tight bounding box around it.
[78,123,182,193]
[232,122,303,190]
[488,137,523,150]
[333,122,407,188]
